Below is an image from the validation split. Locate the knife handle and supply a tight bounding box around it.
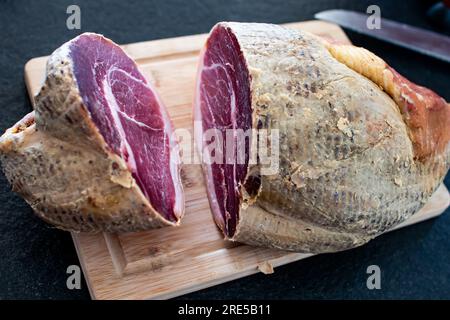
[427,1,450,33]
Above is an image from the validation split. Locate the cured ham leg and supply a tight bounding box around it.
[195,22,449,253]
[0,33,184,232]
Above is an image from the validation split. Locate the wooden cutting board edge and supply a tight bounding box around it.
[78,185,449,300]
[23,20,450,300]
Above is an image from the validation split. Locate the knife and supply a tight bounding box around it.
[315,9,450,64]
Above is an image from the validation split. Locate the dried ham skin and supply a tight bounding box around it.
[195,22,449,253]
[0,33,184,232]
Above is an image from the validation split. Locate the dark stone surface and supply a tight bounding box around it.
[0,0,448,300]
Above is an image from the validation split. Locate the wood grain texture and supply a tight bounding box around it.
[24,21,450,300]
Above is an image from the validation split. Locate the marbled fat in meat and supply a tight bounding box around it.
[70,34,180,222]
[197,26,252,236]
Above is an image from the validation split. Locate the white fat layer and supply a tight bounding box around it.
[154,90,184,219]
[229,64,238,198]
[102,77,138,172]
[111,67,148,86]
[118,108,160,131]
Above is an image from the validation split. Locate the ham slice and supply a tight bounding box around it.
[195,22,449,253]
[0,33,184,232]
[194,25,252,236]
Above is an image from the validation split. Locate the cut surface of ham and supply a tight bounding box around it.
[70,34,182,222]
[195,25,252,237]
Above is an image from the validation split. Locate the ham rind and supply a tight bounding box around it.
[0,33,184,232]
[196,22,449,253]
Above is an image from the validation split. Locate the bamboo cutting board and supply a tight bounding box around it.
[24,21,450,300]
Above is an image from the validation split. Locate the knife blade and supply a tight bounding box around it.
[315,9,450,64]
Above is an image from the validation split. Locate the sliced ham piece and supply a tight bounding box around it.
[195,22,450,253]
[194,25,252,237]
[0,33,184,232]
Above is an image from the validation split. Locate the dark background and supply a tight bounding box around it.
[0,0,449,299]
